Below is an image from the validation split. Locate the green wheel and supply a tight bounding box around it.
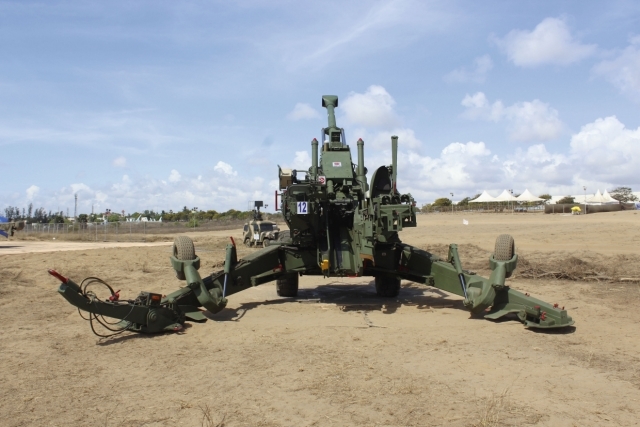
[494,234,515,261]
[276,273,299,297]
[173,236,196,280]
[375,275,401,298]
[494,234,515,278]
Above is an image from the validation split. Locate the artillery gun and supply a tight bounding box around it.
[50,95,573,336]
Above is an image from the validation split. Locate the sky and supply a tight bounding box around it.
[1,0,639,215]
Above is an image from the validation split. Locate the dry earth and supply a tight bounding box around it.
[1,211,640,426]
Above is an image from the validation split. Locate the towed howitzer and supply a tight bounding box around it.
[50,95,573,336]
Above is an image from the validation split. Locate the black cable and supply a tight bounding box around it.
[76,276,134,338]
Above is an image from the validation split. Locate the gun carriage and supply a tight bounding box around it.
[50,95,573,336]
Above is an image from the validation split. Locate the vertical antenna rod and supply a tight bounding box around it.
[311,138,318,180]
[356,138,366,191]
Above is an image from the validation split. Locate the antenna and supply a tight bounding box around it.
[74,193,78,219]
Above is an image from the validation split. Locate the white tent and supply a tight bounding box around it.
[493,189,517,202]
[469,191,496,203]
[602,189,619,203]
[516,189,544,202]
[587,189,618,204]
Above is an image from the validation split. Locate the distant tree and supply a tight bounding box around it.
[107,214,120,222]
[557,196,575,204]
[77,214,88,223]
[432,198,452,207]
[539,194,552,203]
[458,197,470,206]
[610,187,638,203]
[49,214,65,224]
[420,204,430,213]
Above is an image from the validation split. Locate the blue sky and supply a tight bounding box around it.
[1,0,639,215]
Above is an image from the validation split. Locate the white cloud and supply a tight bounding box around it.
[213,161,237,176]
[112,156,127,168]
[341,85,399,128]
[291,151,311,170]
[366,128,423,150]
[593,36,640,96]
[569,116,640,183]
[461,92,504,121]
[6,116,640,211]
[70,182,92,194]
[461,92,563,141]
[360,116,640,204]
[168,169,181,182]
[286,103,321,120]
[406,141,496,190]
[444,55,494,83]
[493,17,597,67]
[504,100,563,142]
[26,185,40,200]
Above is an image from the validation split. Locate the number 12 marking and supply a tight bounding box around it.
[297,201,308,214]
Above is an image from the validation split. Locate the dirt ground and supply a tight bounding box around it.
[1,211,640,426]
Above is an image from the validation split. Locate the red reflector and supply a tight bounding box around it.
[151,294,161,301]
[48,269,68,284]
[230,236,236,247]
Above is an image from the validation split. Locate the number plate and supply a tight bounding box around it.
[332,162,342,167]
[297,201,308,214]
[254,233,260,240]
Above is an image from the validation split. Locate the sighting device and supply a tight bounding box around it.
[51,95,573,336]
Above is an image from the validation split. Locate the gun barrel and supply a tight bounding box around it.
[391,135,398,191]
[322,95,339,129]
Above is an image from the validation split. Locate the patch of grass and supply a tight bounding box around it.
[198,403,225,427]
[472,388,543,427]
[473,389,511,427]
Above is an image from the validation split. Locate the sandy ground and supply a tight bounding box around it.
[1,211,640,426]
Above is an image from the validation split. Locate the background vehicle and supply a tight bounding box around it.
[242,201,280,247]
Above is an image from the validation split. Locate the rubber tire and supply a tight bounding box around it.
[173,236,196,280]
[375,275,401,298]
[494,234,515,261]
[494,234,515,278]
[276,273,299,297]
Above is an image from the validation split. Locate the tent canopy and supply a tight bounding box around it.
[516,189,544,202]
[469,190,496,203]
[587,189,606,202]
[587,189,619,204]
[602,189,619,203]
[493,189,517,202]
